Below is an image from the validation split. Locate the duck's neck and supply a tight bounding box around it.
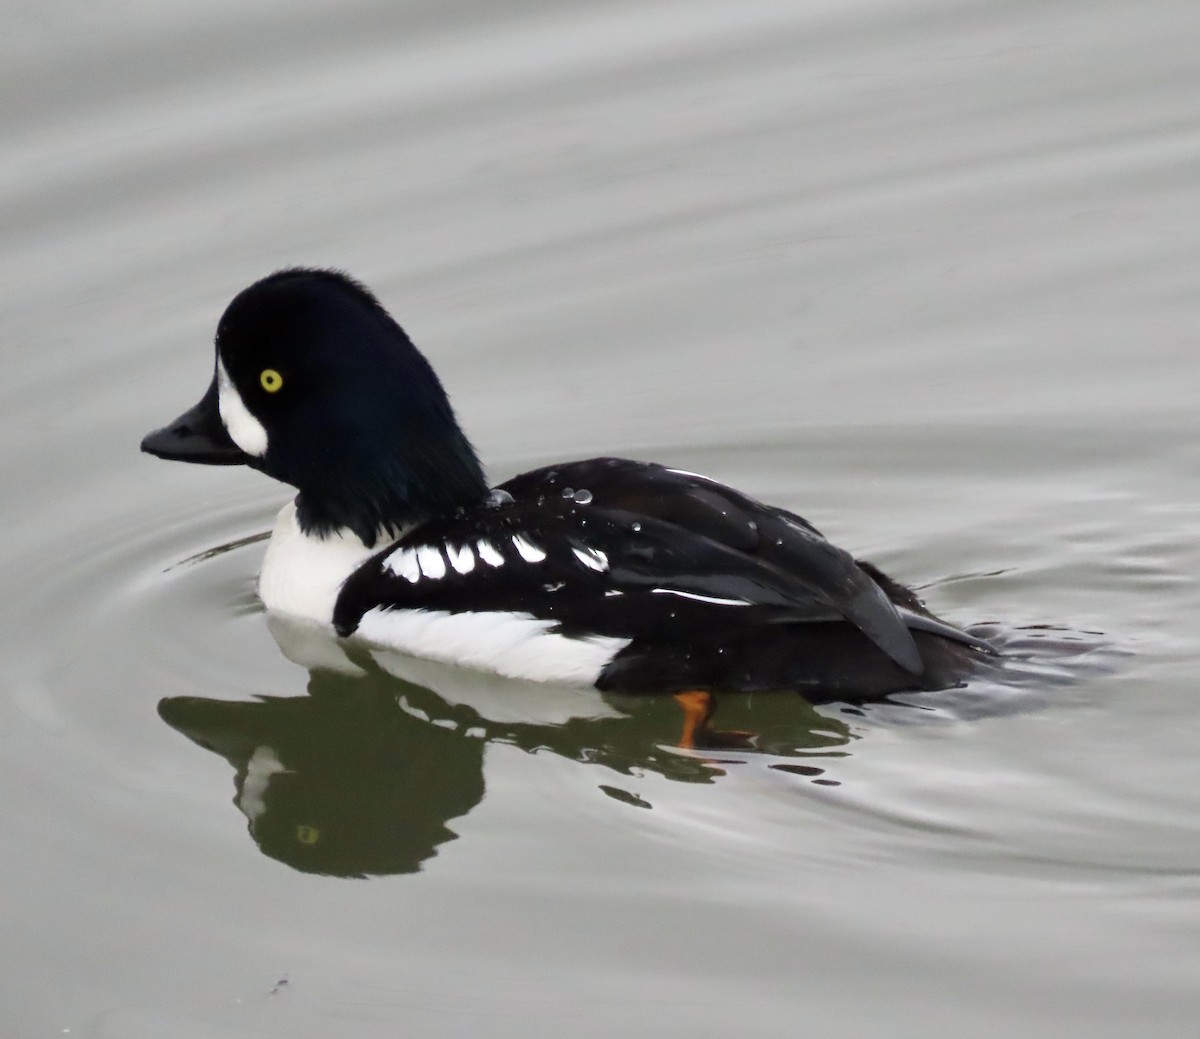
[291,431,489,547]
[258,500,396,626]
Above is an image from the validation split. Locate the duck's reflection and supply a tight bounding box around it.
[158,619,854,876]
[159,604,1119,877]
[159,676,485,877]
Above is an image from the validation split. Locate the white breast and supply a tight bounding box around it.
[257,500,383,625]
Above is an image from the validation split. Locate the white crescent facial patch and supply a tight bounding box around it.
[216,358,269,457]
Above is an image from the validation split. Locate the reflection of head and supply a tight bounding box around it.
[159,670,485,877]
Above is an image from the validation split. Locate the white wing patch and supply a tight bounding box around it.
[354,608,629,686]
[415,545,446,580]
[385,547,422,583]
[571,545,609,572]
[388,537,544,581]
[477,540,504,567]
[447,543,475,575]
[511,534,546,563]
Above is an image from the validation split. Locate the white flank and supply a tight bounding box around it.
[216,358,268,456]
[416,545,446,580]
[476,539,504,567]
[354,607,629,686]
[447,543,475,575]
[258,501,385,623]
[512,534,546,562]
[650,587,752,607]
[571,545,609,572]
[385,547,421,583]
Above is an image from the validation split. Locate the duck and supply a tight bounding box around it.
[141,268,995,728]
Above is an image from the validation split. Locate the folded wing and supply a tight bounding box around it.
[335,458,939,675]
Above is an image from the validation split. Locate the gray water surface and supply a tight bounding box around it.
[2,1,1199,1036]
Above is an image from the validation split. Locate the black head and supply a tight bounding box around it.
[142,269,488,545]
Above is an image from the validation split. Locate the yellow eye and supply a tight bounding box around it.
[260,368,283,393]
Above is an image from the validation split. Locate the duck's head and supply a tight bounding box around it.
[142,269,488,545]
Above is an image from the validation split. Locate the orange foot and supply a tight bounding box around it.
[671,690,757,751]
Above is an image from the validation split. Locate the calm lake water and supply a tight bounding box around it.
[3,1,1199,1036]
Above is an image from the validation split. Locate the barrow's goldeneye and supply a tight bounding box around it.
[142,268,994,699]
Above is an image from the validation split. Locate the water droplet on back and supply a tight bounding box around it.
[574,488,593,504]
